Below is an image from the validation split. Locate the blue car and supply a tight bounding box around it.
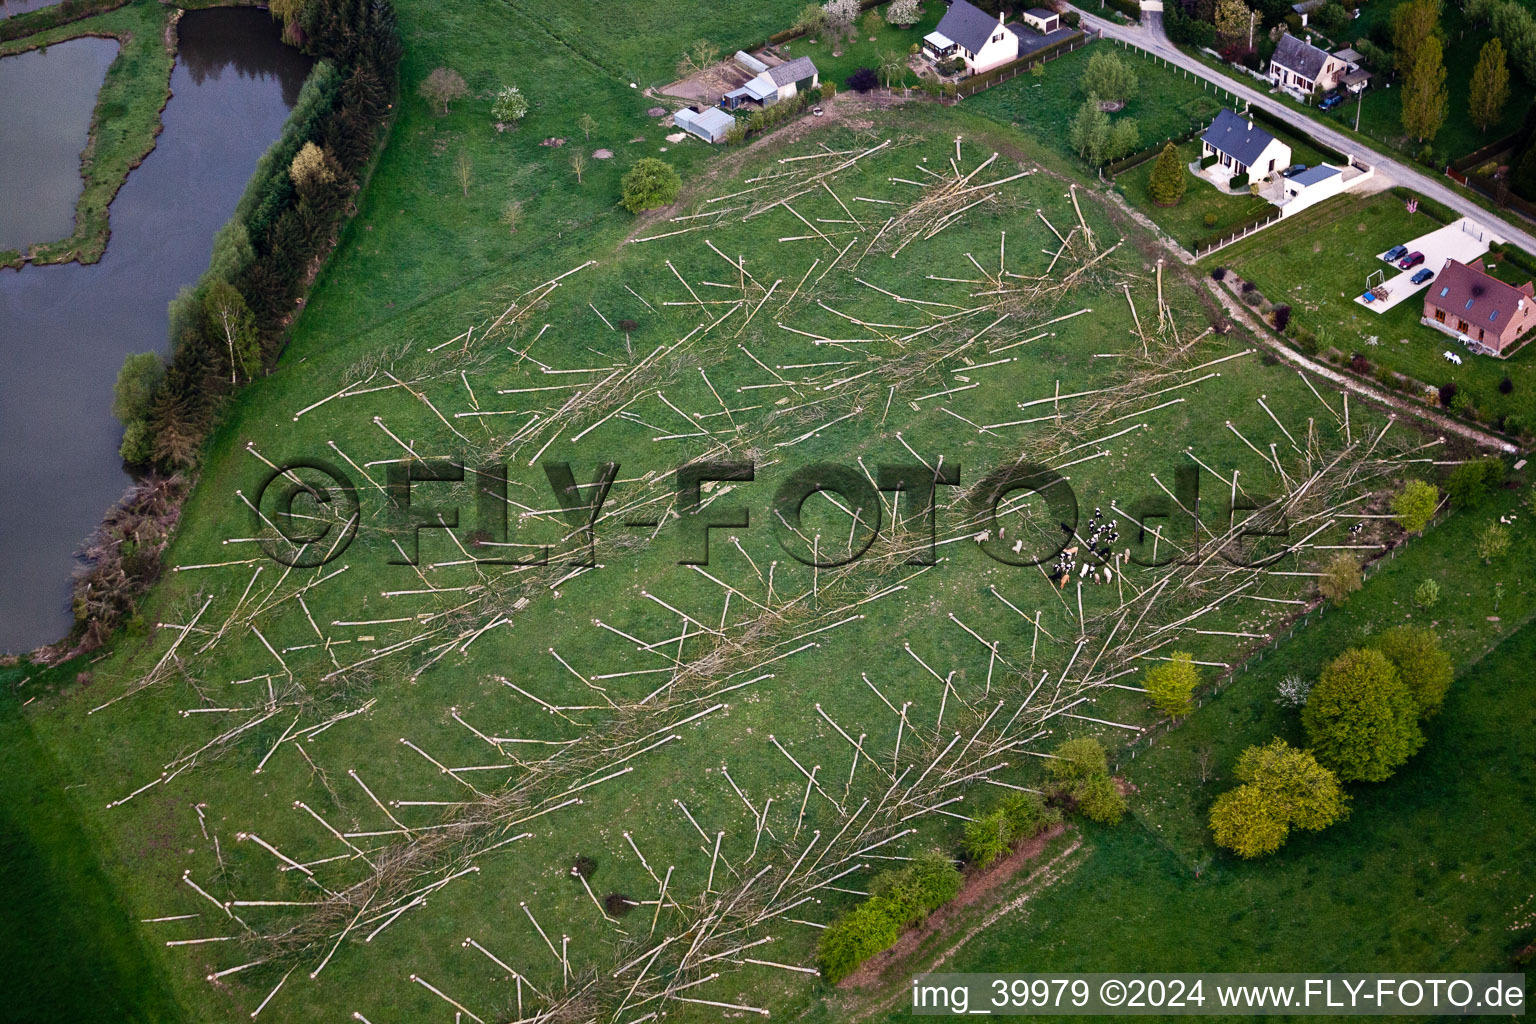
[1383,244,1409,263]
[1318,92,1344,111]
[1410,268,1435,285]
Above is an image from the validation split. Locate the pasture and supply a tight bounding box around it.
[12,92,1423,1024]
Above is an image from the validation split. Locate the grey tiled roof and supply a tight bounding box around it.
[936,0,1004,53]
[767,56,818,86]
[1201,108,1279,167]
[1271,33,1331,80]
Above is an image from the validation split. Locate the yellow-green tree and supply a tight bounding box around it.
[1143,651,1199,719]
[1302,648,1424,782]
[1469,38,1511,132]
[1210,739,1347,857]
[1401,36,1448,143]
[1390,478,1439,533]
[1372,626,1453,718]
[1214,0,1254,46]
[1391,0,1442,72]
[1318,552,1362,604]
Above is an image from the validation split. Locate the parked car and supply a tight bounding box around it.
[1318,92,1344,110]
[1410,268,1435,285]
[1383,244,1409,263]
[1398,251,1425,269]
[1280,163,1308,178]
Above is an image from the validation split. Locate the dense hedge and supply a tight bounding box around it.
[1102,0,1142,20]
[1489,241,1536,281]
[816,852,962,983]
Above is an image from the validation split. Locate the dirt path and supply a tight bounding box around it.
[840,824,1074,990]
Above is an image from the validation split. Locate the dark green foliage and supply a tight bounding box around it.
[619,158,682,213]
[847,66,880,92]
[111,352,163,425]
[1445,456,1506,506]
[817,851,961,981]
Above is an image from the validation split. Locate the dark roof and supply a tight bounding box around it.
[1271,33,1332,80]
[1290,165,1339,186]
[1426,260,1535,330]
[936,0,1004,53]
[1201,109,1280,166]
[1025,6,1057,18]
[767,56,818,87]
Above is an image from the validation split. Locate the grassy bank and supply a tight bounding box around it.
[0,0,174,267]
[0,678,187,1024]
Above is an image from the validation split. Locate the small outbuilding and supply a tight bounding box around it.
[673,106,735,144]
[722,56,819,110]
[1022,7,1061,32]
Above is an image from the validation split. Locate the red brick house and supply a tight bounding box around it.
[1421,259,1536,356]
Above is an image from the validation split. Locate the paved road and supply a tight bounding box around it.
[1068,4,1536,254]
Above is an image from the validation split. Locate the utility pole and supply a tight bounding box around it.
[1354,84,1364,132]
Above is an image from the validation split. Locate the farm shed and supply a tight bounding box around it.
[673,106,735,143]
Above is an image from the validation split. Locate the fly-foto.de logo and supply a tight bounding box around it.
[248,457,1294,571]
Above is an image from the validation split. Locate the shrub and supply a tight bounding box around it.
[1446,457,1505,506]
[1499,375,1514,394]
[1143,651,1200,719]
[1390,479,1439,533]
[118,419,156,465]
[1477,521,1510,563]
[1274,673,1312,708]
[1302,648,1424,782]
[1292,325,1320,354]
[492,84,530,124]
[1230,171,1249,189]
[1241,280,1256,293]
[1078,772,1128,823]
[847,67,880,92]
[817,851,960,981]
[1349,353,1371,374]
[1211,266,1227,281]
[1412,577,1441,611]
[1318,552,1362,604]
[619,158,682,213]
[1209,739,1347,857]
[1438,381,1458,407]
[963,810,1012,865]
[999,791,1058,839]
[1272,304,1291,331]
[1047,738,1125,823]
[1372,626,1452,718]
[112,352,165,426]
[1200,153,1219,169]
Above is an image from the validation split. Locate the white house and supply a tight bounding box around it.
[923,0,1019,75]
[1200,108,1292,182]
[1267,33,1349,96]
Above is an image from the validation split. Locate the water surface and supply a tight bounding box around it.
[0,7,311,652]
[0,36,119,251]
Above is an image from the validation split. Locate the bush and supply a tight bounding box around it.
[1200,153,1219,169]
[1446,457,1505,507]
[1230,171,1249,189]
[1318,552,1362,604]
[817,851,960,981]
[847,67,880,92]
[1272,304,1291,331]
[1291,324,1319,354]
[1372,626,1452,718]
[1477,522,1510,563]
[118,419,156,465]
[962,810,1012,865]
[619,158,682,213]
[1350,353,1371,374]
[1390,479,1439,533]
[1413,577,1440,611]
[1499,375,1514,394]
[1302,648,1424,782]
[1211,266,1227,281]
[1143,651,1200,718]
[1078,772,1128,823]
[491,84,530,124]
[1209,739,1347,858]
[1046,737,1125,823]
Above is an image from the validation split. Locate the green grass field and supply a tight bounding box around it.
[814,487,1536,1024]
[1213,190,1536,428]
[776,4,943,88]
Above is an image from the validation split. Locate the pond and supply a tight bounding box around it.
[0,7,312,653]
[0,36,119,252]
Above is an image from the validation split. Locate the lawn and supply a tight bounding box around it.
[816,487,1536,1024]
[1213,189,1536,429]
[1115,139,1271,248]
[967,38,1232,165]
[774,1,943,89]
